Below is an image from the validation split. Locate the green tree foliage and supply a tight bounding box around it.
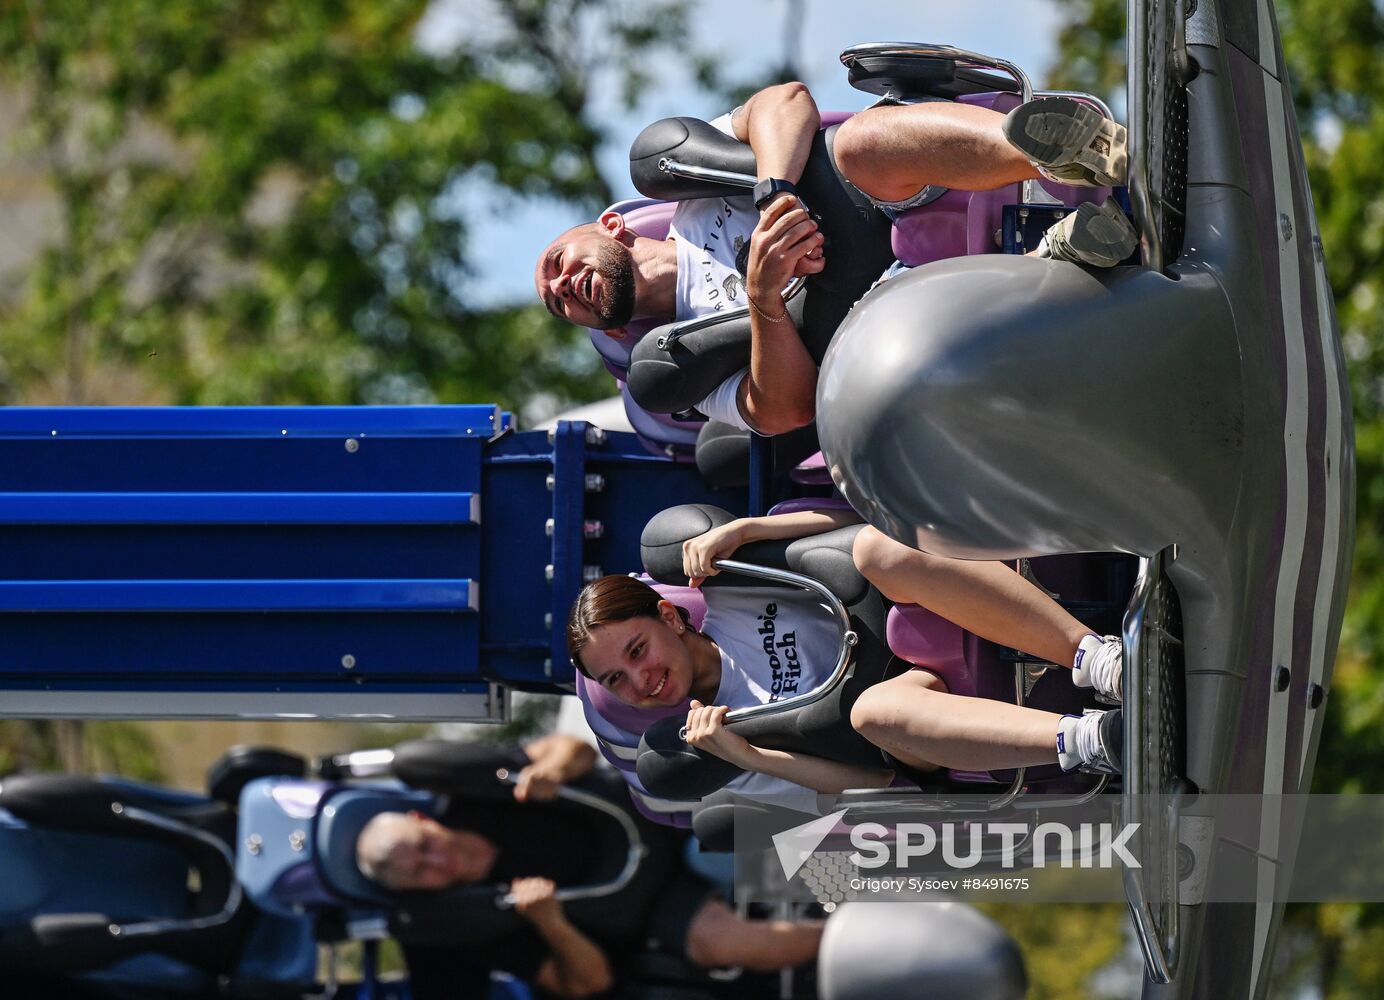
[0,0,702,775]
[0,0,694,415]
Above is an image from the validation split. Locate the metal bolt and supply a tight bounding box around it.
[1279,213,1294,242]
[547,428,557,445]
[344,438,359,453]
[1274,665,1291,693]
[341,654,356,670]
[245,834,263,856]
[546,474,556,492]
[111,802,124,815]
[582,564,604,583]
[544,658,553,676]
[993,228,1003,248]
[545,518,555,537]
[109,924,122,936]
[281,429,288,436]
[544,613,553,629]
[585,426,607,447]
[1308,683,1325,709]
[290,829,307,852]
[584,473,606,493]
[545,564,555,583]
[1177,843,1197,880]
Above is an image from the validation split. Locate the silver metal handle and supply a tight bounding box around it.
[321,748,397,778]
[493,768,646,907]
[677,558,858,742]
[657,156,756,190]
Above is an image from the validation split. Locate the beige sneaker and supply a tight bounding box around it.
[1038,197,1139,268]
[1004,96,1129,188]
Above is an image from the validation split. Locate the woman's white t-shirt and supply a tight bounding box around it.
[699,583,845,802]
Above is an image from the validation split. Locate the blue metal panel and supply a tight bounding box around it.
[0,405,499,438]
[0,406,490,718]
[481,424,746,690]
[0,579,476,611]
[0,408,746,717]
[0,493,481,524]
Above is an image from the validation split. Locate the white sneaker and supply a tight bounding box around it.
[1056,709,1124,774]
[1072,633,1123,703]
[1036,198,1139,268]
[1003,96,1129,188]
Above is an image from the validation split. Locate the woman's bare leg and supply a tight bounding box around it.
[832,102,1039,202]
[851,670,1061,772]
[853,526,1088,668]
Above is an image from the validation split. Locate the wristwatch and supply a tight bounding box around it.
[753,177,799,211]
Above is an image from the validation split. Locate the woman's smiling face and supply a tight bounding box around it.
[580,601,697,708]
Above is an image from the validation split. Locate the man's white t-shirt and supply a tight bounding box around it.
[699,583,846,800]
[665,112,755,430]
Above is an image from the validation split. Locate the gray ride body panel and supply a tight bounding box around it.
[818,902,1026,1000]
[818,6,1353,996]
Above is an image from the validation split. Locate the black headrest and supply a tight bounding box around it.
[390,740,530,798]
[630,117,758,202]
[641,504,869,606]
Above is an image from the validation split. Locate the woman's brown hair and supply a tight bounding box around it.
[567,574,691,678]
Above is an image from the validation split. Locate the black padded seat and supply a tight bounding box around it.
[635,504,896,801]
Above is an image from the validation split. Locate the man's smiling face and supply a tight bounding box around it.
[534,223,637,331]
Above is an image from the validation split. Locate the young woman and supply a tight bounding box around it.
[569,508,1125,797]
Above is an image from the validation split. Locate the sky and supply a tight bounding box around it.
[423,0,1067,307]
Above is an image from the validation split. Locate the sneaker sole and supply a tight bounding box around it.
[1005,97,1129,187]
[1064,200,1139,268]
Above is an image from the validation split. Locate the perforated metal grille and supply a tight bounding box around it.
[1140,566,1187,959]
[1133,0,1191,268]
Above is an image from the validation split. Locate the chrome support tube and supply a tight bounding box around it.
[656,156,756,190]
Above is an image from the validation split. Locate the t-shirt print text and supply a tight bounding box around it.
[757,602,801,700]
[699,200,745,311]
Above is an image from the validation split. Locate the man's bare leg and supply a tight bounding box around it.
[832,102,1038,201]
[685,899,823,971]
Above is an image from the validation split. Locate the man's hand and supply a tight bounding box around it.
[514,734,595,802]
[511,876,564,927]
[746,195,826,313]
[685,700,755,767]
[682,519,749,587]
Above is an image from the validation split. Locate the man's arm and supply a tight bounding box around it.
[730,84,827,436]
[514,733,597,802]
[739,195,825,434]
[731,82,820,187]
[514,878,615,999]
